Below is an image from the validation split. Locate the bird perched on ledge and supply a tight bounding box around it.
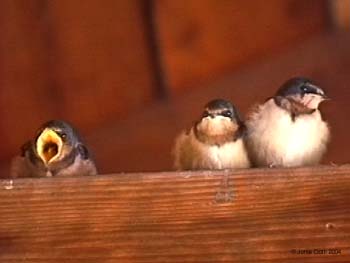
[173,99,251,170]
[246,77,330,168]
[11,120,97,178]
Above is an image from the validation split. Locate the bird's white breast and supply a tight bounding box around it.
[174,129,250,170]
[205,139,248,169]
[246,99,329,167]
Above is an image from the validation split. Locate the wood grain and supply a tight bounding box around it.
[0,166,350,262]
[155,0,329,94]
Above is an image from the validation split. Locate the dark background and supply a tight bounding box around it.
[0,0,349,176]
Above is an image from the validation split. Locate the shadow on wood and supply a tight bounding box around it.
[0,165,349,262]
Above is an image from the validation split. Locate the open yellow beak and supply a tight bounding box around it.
[36,129,63,164]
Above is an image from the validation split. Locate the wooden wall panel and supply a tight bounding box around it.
[0,0,158,162]
[0,0,56,160]
[155,0,330,94]
[45,0,157,130]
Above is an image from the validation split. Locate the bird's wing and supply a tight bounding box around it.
[10,156,33,178]
[76,143,90,160]
[173,130,195,170]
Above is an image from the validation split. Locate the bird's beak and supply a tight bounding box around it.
[36,128,63,164]
[321,94,330,101]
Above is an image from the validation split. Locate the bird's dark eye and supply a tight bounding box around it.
[60,132,67,140]
[222,110,232,118]
[301,85,309,93]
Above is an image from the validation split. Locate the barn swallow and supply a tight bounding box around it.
[11,120,97,177]
[246,77,330,167]
[173,99,251,170]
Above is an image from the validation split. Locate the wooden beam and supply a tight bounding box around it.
[0,165,350,262]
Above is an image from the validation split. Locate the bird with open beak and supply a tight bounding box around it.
[173,99,251,170]
[11,120,97,177]
[246,77,330,167]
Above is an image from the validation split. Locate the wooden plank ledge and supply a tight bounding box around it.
[0,165,350,262]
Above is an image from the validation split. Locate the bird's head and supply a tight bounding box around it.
[275,77,328,110]
[35,120,78,165]
[195,99,244,145]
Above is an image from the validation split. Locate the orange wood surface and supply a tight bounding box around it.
[0,166,349,262]
[155,0,329,93]
[0,0,57,160]
[45,0,157,129]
